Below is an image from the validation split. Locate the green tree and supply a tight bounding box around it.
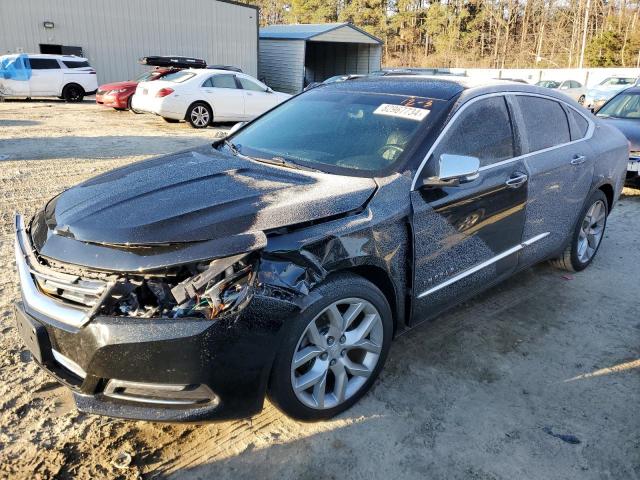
[339,0,388,38]
[288,0,338,23]
[585,30,623,66]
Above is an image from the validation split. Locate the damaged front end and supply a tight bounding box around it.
[99,253,257,321]
[17,213,260,326]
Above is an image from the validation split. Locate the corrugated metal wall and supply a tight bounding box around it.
[258,39,305,94]
[0,0,258,84]
[259,40,382,94]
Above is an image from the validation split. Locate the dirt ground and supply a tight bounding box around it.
[0,100,639,480]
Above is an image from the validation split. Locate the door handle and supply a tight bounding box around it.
[571,155,586,166]
[505,172,528,188]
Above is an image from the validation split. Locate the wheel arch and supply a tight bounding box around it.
[597,182,614,212]
[185,99,214,120]
[62,82,85,95]
[330,264,403,335]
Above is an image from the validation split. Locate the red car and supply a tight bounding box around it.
[96,68,177,111]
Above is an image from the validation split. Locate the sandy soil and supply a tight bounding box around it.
[0,100,639,480]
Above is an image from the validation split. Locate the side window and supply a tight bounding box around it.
[238,77,266,92]
[568,108,589,139]
[204,75,237,89]
[571,80,582,88]
[434,96,515,168]
[516,96,571,152]
[29,58,60,69]
[62,60,90,68]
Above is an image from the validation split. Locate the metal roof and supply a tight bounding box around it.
[260,22,382,44]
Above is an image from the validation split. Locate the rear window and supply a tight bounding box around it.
[161,71,195,83]
[29,58,60,69]
[516,96,571,152]
[63,60,90,68]
[568,109,589,139]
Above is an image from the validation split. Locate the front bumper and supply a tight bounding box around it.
[96,92,129,109]
[13,216,293,422]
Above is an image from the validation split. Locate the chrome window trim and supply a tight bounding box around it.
[410,91,596,190]
[416,232,550,299]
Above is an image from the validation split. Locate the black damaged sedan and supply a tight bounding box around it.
[14,77,628,421]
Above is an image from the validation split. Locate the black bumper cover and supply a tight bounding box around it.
[14,295,295,422]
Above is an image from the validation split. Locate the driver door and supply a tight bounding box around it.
[201,74,245,121]
[410,95,529,323]
[237,76,278,119]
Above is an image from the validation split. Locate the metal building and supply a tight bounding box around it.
[0,0,259,84]
[259,23,383,94]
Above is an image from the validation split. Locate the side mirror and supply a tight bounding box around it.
[423,154,480,187]
[228,121,247,136]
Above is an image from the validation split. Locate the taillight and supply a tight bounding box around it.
[155,88,174,98]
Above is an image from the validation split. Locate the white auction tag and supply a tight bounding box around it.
[373,103,430,121]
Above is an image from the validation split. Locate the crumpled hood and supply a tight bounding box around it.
[35,146,377,248]
[603,117,640,150]
[98,81,137,91]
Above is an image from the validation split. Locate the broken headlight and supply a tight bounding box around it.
[102,253,257,320]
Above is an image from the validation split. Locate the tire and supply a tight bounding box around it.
[268,273,393,421]
[186,102,212,128]
[62,84,84,103]
[128,96,142,114]
[162,117,180,123]
[578,95,586,105]
[550,189,608,272]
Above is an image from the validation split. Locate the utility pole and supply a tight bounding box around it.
[579,0,591,68]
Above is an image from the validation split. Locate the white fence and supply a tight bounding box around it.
[450,67,640,88]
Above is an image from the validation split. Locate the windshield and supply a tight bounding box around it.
[597,92,640,119]
[160,71,195,83]
[227,89,450,174]
[599,77,636,87]
[536,80,560,88]
[134,71,158,82]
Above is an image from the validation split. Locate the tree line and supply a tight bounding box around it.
[243,0,640,69]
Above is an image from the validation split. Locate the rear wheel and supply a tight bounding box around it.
[551,190,608,272]
[127,96,142,114]
[186,102,212,128]
[268,274,392,421]
[62,84,84,102]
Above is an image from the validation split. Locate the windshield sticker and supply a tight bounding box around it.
[374,103,430,121]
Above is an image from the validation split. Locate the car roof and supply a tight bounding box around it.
[26,54,89,61]
[324,75,519,100]
[322,75,583,103]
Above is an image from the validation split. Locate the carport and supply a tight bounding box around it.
[259,23,383,94]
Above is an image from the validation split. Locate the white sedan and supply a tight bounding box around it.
[535,79,586,103]
[131,69,291,128]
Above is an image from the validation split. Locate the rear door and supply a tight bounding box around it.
[28,58,62,95]
[410,95,529,322]
[509,94,595,266]
[236,76,277,118]
[201,74,245,121]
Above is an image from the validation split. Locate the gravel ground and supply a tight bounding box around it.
[0,100,639,480]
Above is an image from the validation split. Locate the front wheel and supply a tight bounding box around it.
[186,102,212,128]
[551,190,608,272]
[578,95,586,105]
[268,274,392,421]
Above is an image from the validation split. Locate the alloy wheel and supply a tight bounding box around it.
[190,106,210,127]
[577,199,606,263]
[290,298,384,410]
